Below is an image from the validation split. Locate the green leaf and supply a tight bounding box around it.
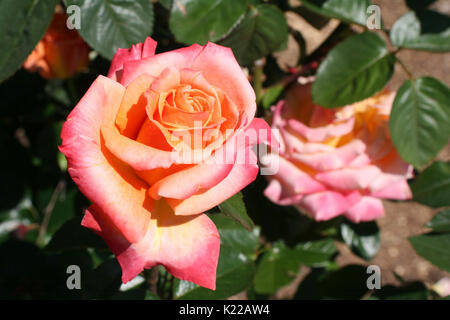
[218,192,254,231]
[390,12,421,46]
[411,161,450,208]
[293,268,325,299]
[262,84,284,109]
[0,0,59,83]
[254,241,301,294]
[0,240,47,299]
[219,4,289,66]
[173,214,259,299]
[169,0,249,45]
[301,0,372,26]
[159,0,172,10]
[89,258,122,299]
[340,220,380,260]
[390,11,450,52]
[45,217,107,252]
[312,32,395,108]
[211,213,260,255]
[253,238,335,297]
[45,188,77,237]
[294,238,338,266]
[372,282,429,300]
[426,209,450,233]
[318,265,369,299]
[390,78,450,167]
[64,0,154,60]
[406,0,437,11]
[409,233,450,272]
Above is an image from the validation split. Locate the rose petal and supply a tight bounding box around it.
[298,191,350,221]
[165,120,267,215]
[369,173,412,200]
[162,106,210,128]
[148,150,234,200]
[120,43,204,86]
[180,69,219,97]
[281,128,334,154]
[189,42,256,124]
[136,118,173,151]
[101,120,181,170]
[23,42,51,78]
[115,73,155,139]
[292,139,366,171]
[315,165,381,191]
[263,153,325,199]
[264,179,283,203]
[375,148,413,178]
[281,81,318,125]
[287,117,354,142]
[166,157,258,215]
[243,117,280,150]
[264,179,305,206]
[344,196,385,223]
[60,75,150,243]
[150,67,181,93]
[107,37,157,82]
[83,201,220,290]
[120,42,256,125]
[348,153,371,168]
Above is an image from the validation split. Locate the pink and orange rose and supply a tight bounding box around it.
[264,77,413,223]
[60,37,275,289]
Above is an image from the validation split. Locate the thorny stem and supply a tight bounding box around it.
[388,41,413,80]
[145,266,160,296]
[37,179,66,246]
[156,268,175,299]
[157,267,167,296]
[167,273,174,300]
[396,56,414,79]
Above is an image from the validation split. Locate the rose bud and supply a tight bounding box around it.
[23,11,90,79]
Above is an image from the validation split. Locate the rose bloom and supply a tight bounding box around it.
[263,77,413,223]
[59,37,274,289]
[23,12,90,79]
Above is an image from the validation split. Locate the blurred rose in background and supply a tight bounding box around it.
[263,77,413,223]
[23,11,90,79]
[432,277,450,297]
